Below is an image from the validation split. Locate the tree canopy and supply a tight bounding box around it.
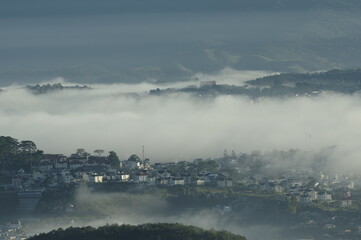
[29,223,246,240]
[128,154,141,162]
[94,149,104,156]
[108,151,120,169]
[0,136,43,171]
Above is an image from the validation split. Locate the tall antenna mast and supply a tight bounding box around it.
[142,145,145,162]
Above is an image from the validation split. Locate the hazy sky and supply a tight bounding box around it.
[1,0,361,83]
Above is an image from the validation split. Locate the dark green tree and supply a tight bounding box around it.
[0,136,19,156]
[76,148,87,156]
[0,136,43,171]
[93,149,104,156]
[19,140,37,153]
[128,154,141,162]
[108,151,120,169]
[197,159,218,173]
[28,223,247,240]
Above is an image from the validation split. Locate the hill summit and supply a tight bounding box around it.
[29,223,246,240]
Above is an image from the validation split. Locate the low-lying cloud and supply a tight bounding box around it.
[1,71,361,170]
[25,185,286,240]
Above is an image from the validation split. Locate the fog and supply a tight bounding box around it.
[1,70,361,171]
[2,2,361,240]
[25,185,286,240]
[72,187,285,240]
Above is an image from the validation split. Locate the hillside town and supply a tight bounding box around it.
[1,145,361,240]
[1,148,358,208]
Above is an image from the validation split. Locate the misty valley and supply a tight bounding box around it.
[3,0,361,239]
[2,69,361,240]
[2,68,361,240]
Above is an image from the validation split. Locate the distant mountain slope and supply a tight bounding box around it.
[28,223,246,240]
[246,69,361,87]
[150,68,361,98]
[244,69,361,96]
[1,0,361,85]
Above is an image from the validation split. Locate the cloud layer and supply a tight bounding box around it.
[1,73,361,169]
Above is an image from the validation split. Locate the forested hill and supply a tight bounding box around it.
[150,68,361,98]
[245,69,361,94]
[28,223,246,240]
[26,83,90,95]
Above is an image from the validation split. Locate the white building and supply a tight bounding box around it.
[60,171,73,184]
[38,162,53,171]
[170,178,185,185]
[120,173,130,182]
[135,173,148,182]
[195,179,205,186]
[318,191,332,203]
[83,173,103,183]
[217,178,233,188]
[340,197,352,207]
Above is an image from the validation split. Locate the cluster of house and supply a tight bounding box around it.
[36,154,112,172]
[4,153,233,191]
[1,153,357,209]
[0,221,26,240]
[115,157,233,187]
[260,178,336,204]
[255,170,355,207]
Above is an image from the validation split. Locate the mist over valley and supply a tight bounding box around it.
[2,1,361,240]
